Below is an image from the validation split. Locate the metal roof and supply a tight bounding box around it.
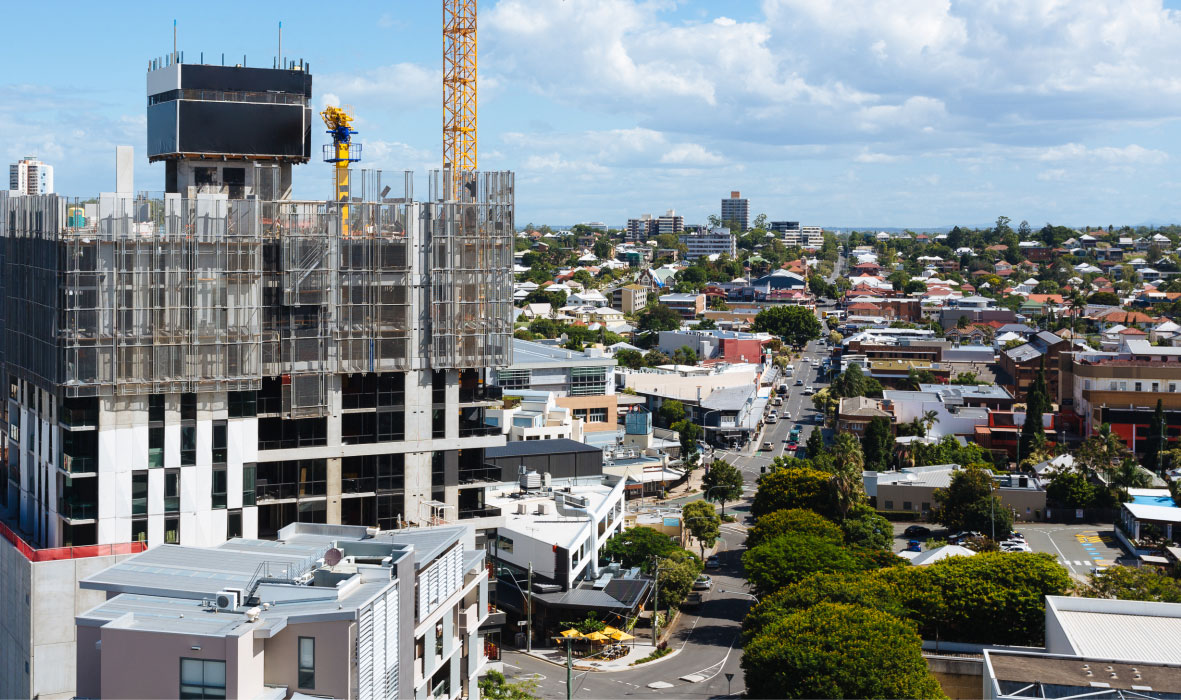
[374,525,467,567]
[700,384,756,411]
[507,339,617,369]
[486,438,602,458]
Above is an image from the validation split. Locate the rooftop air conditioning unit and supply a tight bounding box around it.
[536,503,549,515]
[515,503,527,515]
[215,590,240,611]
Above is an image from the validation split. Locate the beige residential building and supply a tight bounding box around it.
[75,523,490,700]
[613,285,649,314]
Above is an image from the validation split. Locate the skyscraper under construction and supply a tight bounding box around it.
[0,52,514,549]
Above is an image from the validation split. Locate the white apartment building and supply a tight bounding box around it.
[720,191,749,232]
[9,156,54,195]
[679,227,737,261]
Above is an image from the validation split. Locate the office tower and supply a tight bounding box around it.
[721,190,749,232]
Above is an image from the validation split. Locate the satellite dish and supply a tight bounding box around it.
[324,548,343,566]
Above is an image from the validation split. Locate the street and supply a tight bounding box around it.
[500,522,754,698]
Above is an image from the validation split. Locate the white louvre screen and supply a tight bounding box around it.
[357,586,398,700]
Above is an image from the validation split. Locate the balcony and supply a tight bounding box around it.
[62,454,97,475]
[481,606,507,629]
[60,405,98,429]
[460,385,502,404]
[59,500,97,521]
[458,423,499,439]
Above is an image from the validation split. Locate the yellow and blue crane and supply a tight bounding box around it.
[322,105,361,235]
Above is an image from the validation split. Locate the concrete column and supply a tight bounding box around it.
[326,457,342,524]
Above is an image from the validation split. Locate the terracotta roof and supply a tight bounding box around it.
[1095,309,1158,324]
[1027,294,1065,304]
[1118,327,1148,335]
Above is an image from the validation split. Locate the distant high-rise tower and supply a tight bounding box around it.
[721,190,749,232]
[9,156,53,195]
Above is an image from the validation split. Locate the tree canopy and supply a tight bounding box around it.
[932,464,1014,536]
[745,508,844,549]
[702,459,745,515]
[682,500,720,561]
[862,416,894,471]
[742,603,946,700]
[751,306,822,347]
[601,526,676,569]
[655,548,703,610]
[637,303,683,332]
[1075,565,1181,603]
[742,533,901,596]
[752,465,836,519]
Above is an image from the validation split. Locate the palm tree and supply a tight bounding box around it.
[1069,291,1086,341]
[920,410,940,436]
[1105,458,1152,502]
[830,433,866,519]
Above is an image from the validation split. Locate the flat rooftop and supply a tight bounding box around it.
[486,438,602,459]
[987,650,1181,698]
[1048,596,1181,665]
[487,482,620,550]
[508,339,617,369]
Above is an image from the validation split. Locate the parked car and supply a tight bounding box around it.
[1001,542,1032,553]
[905,540,922,553]
[705,555,720,569]
[903,525,931,538]
[787,441,798,450]
[693,574,713,590]
[684,591,703,608]
[773,397,784,406]
[762,441,773,451]
[949,531,982,544]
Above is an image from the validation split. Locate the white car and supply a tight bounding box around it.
[781,411,791,421]
[1001,542,1032,553]
[804,386,815,395]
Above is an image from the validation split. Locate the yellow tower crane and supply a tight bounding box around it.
[322,105,361,235]
[443,0,478,179]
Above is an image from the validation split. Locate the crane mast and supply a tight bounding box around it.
[321,105,361,235]
[443,0,478,179]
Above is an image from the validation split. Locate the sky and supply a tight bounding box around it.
[6,0,1181,229]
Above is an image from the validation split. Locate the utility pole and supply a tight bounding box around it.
[652,556,660,646]
[566,638,573,700]
[526,562,534,654]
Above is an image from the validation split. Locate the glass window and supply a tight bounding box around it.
[211,468,227,509]
[132,518,147,544]
[131,471,148,515]
[212,421,227,465]
[181,393,197,421]
[149,394,165,423]
[242,464,256,506]
[227,509,242,539]
[228,391,257,418]
[179,658,226,699]
[165,516,180,544]
[570,367,608,396]
[496,369,531,390]
[181,427,196,466]
[164,470,180,513]
[149,427,164,468]
[298,637,315,689]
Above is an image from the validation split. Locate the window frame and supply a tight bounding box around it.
[298,636,315,689]
[179,657,226,699]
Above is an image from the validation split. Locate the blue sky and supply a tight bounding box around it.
[6,0,1181,228]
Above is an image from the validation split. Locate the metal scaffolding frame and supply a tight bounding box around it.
[1,167,513,411]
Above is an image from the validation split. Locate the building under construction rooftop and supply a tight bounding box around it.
[1,54,514,549]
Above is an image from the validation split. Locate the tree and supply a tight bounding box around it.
[614,348,643,370]
[1075,565,1181,603]
[592,238,611,260]
[642,349,671,367]
[637,303,683,333]
[829,433,866,520]
[672,345,697,366]
[1145,398,1166,474]
[479,671,539,700]
[602,527,676,568]
[841,504,893,551]
[862,416,894,471]
[951,371,979,385]
[682,500,720,561]
[751,306,822,347]
[742,603,946,700]
[702,460,744,516]
[523,288,567,308]
[672,420,703,470]
[743,534,883,596]
[829,364,868,398]
[805,424,825,455]
[658,399,685,426]
[957,314,969,329]
[655,548,702,610]
[1046,469,1101,510]
[745,508,844,549]
[932,465,1013,536]
[1087,291,1120,306]
[1020,358,1051,459]
[741,571,907,642]
[752,466,835,519]
[1106,458,1152,502]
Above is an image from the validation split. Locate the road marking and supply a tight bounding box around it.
[1074,561,1084,566]
[647,681,675,689]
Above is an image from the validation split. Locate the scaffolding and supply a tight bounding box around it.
[427,169,514,369]
[0,167,512,409]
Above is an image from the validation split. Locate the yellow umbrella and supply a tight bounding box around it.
[583,631,609,642]
[559,628,583,638]
[601,626,622,637]
[609,630,635,642]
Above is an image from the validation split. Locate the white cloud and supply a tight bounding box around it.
[658,143,724,166]
[1036,143,1168,164]
[854,150,901,164]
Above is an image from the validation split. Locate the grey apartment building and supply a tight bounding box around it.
[721,190,749,232]
[0,58,514,551]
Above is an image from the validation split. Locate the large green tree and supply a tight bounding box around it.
[742,534,898,596]
[614,348,644,370]
[751,306,822,347]
[745,508,843,549]
[741,571,906,642]
[840,504,893,551]
[637,303,684,332]
[681,500,720,561]
[702,459,744,516]
[655,548,703,610]
[829,433,866,519]
[658,399,685,426]
[742,603,946,700]
[861,416,894,471]
[1020,357,1050,459]
[751,466,835,519]
[601,527,676,568]
[672,420,703,470]
[931,465,1013,537]
[1076,565,1181,603]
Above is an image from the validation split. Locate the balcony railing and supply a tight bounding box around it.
[59,500,97,520]
[459,424,499,438]
[60,407,98,429]
[460,385,502,403]
[62,454,97,475]
[458,506,502,520]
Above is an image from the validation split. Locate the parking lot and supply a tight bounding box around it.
[891,521,1126,575]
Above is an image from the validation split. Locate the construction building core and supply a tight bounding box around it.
[1,53,514,550]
